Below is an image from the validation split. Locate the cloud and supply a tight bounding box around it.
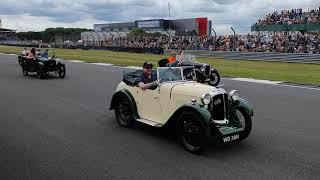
[0,0,319,34]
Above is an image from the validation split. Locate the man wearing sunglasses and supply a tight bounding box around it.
[134,61,159,90]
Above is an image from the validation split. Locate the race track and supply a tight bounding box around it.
[0,54,319,179]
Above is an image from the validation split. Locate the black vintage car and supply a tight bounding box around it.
[19,49,66,79]
[158,54,220,86]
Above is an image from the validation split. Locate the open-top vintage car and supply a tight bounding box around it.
[158,54,220,86]
[110,67,253,153]
[19,49,66,79]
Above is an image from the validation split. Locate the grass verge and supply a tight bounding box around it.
[1,45,319,85]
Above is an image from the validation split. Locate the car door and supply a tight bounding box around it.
[135,88,162,123]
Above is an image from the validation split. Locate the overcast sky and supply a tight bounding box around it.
[0,0,319,34]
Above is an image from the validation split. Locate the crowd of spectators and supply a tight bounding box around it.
[211,32,320,54]
[91,32,320,54]
[254,8,320,26]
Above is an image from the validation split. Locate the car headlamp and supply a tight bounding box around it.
[229,90,240,101]
[201,93,211,105]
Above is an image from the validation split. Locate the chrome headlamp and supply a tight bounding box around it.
[228,90,240,101]
[201,93,211,105]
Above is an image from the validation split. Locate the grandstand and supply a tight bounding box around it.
[251,8,320,32]
[81,17,211,46]
[0,19,17,41]
[0,27,17,41]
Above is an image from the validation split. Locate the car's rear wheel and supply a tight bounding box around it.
[58,64,66,78]
[177,112,207,153]
[208,70,220,86]
[18,58,22,65]
[236,108,252,141]
[115,96,135,128]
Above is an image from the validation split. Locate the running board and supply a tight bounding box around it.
[136,118,164,127]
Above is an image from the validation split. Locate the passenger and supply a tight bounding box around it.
[36,49,41,57]
[42,49,49,58]
[27,48,36,60]
[167,50,184,67]
[134,61,158,90]
[167,51,177,64]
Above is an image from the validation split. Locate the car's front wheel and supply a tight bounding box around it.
[177,112,207,153]
[58,64,66,78]
[115,96,135,128]
[22,67,28,76]
[236,108,252,141]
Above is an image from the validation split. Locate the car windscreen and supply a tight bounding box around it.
[181,54,196,62]
[157,67,183,83]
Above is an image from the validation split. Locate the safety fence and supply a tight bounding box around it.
[183,50,320,64]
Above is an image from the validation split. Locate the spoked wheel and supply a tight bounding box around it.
[236,108,252,141]
[37,71,45,79]
[208,70,220,86]
[22,68,28,76]
[58,64,66,78]
[178,112,206,153]
[37,67,45,79]
[115,96,135,128]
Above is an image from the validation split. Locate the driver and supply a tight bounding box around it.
[21,47,29,56]
[134,61,159,90]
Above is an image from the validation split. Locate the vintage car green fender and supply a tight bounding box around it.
[168,103,213,136]
[235,98,254,117]
[109,89,140,119]
[169,103,212,125]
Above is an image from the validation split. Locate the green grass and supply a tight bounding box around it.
[1,45,320,85]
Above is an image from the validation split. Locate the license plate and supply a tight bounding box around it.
[222,134,240,143]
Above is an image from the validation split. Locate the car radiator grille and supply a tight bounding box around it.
[209,93,228,120]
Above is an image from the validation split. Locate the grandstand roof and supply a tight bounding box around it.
[0,28,16,32]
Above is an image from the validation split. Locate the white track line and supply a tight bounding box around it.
[276,84,320,91]
[224,78,320,91]
[69,60,85,63]
[123,66,141,69]
[231,78,283,85]
[90,63,113,66]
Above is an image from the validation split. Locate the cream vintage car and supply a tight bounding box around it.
[110,67,253,153]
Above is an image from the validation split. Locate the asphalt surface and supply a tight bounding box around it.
[0,54,319,179]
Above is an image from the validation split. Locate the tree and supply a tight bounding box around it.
[129,28,146,36]
[17,28,93,42]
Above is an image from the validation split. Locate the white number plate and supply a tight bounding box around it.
[222,134,240,143]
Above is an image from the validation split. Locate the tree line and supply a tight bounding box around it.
[17,28,93,43]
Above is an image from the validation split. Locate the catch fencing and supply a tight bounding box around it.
[183,50,320,65]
